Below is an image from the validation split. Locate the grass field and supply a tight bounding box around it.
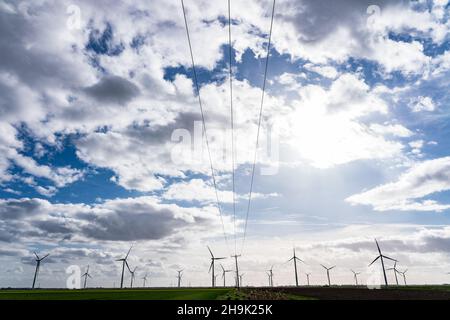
[0,288,232,300]
[1,286,450,300]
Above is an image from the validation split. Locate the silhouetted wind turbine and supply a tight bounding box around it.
[266,266,274,287]
[288,247,304,287]
[82,265,92,289]
[220,264,233,287]
[142,273,148,287]
[368,239,397,286]
[208,246,226,288]
[266,272,272,286]
[305,273,311,286]
[116,245,133,289]
[177,270,183,288]
[231,254,241,289]
[129,266,137,288]
[399,269,408,285]
[239,273,244,287]
[321,265,335,286]
[386,261,400,285]
[31,252,49,289]
[351,270,360,286]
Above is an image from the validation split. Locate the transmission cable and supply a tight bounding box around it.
[240,0,276,255]
[228,0,238,256]
[181,0,230,253]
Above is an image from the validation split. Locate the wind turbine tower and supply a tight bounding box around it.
[288,247,304,287]
[266,266,274,287]
[116,246,133,289]
[208,246,226,287]
[129,266,138,288]
[31,252,49,289]
[82,265,92,289]
[305,273,311,286]
[399,269,408,285]
[177,270,183,288]
[368,239,397,286]
[220,264,233,287]
[351,270,361,286]
[321,265,335,286]
[231,254,241,289]
[387,261,400,285]
[142,273,148,287]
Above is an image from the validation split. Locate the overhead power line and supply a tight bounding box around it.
[240,0,276,255]
[228,0,237,256]
[181,0,230,253]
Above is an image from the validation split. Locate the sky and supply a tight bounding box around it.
[1,0,450,288]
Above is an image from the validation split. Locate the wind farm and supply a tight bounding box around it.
[2,0,450,305]
[3,241,450,300]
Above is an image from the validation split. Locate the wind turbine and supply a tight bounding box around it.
[288,247,304,287]
[220,264,233,287]
[231,254,241,289]
[305,273,311,286]
[386,261,400,285]
[321,265,335,286]
[31,252,49,289]
[82,265,92,289]
[350,270,361,286]
[129,266,137,288]
[239,273,244,287]
[142,273,148,287]
[368,239,397,286]
[177,270,183,288]
[116,245,133,289]
[207,246,225,288]
[399,269,408,285]
[266,266,274,287]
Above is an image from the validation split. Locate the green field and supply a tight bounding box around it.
[1,286,450,300]
[0,288,232,300]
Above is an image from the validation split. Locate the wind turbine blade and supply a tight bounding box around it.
[207,246,214,258]
[215,257,226,260]
[288,257,294,262]
[383,254,398,262]
[41,254,49,261]
[125,261,131,272]
[382,255,397,262]
[320,264,327,269]
[375,238,382,255]
[330,266,336,270]
[220,264,225,272]
[368,255,380,267]
[296,257,304,263]
[88,274,92,278]
[125,245,133,259]
[34,252,40,260]
[209,261,213,273]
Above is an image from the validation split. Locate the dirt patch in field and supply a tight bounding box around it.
[244,287,450,300]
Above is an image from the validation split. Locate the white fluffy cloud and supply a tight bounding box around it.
[346,156,450,212]
[410,96,436,112]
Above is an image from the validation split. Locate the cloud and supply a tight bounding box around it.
[83,75,140,104]
[273,0,448,74]
[0,196,234,243]
[346,156,450,211]
[284,73,404,168]
[162,178,278,204]
[370,123,414,138]
[410,96,436,112]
